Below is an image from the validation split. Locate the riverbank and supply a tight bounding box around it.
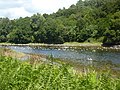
[0,47,120,89]
[1,42,120,48]
[0,48,48,64]
[1,47,120,77]
[0,42,102,47]
[0,48,26,59]
[1,42,120,51]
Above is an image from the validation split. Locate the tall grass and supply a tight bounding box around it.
[0,56,120,90]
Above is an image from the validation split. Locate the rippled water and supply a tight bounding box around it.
[6,45,120,65]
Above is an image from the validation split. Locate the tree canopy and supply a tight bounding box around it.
[0,0,120,45]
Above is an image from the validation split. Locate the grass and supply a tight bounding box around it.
[0,42,102,47]
[0,56,120,90]
[64,42,102,46]
[0,48,26,58]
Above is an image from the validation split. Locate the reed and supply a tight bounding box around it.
[0,56,120,90]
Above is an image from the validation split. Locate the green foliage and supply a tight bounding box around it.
[0,56,120,90]
[7,28,31,44]
[0,0,120,45]
[7,17,32,44]
[0,18,13,42]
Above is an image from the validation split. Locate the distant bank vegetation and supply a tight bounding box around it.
[0,0,120,45]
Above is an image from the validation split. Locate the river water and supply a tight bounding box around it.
[5,45,120,65]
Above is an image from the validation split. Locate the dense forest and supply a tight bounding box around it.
[0,0,120,45]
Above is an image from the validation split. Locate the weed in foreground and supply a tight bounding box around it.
[0,56,120,90]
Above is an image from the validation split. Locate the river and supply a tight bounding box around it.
[4,45,120,65]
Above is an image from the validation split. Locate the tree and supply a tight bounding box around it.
[0,18,13,42]
[7,28,31,44]
[0,0,120,45]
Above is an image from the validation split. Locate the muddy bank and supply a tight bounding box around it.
[0,48,48,64]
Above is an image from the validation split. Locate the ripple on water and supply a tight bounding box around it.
[5,46,120,66]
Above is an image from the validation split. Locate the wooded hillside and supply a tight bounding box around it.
[0,0,120,45]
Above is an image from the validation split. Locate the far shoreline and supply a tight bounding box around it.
[0,42,102,47]
[0,42,120,49]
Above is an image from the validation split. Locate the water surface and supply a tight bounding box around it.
[6,45,120,65]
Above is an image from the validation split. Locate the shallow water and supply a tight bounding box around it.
[5,45,120,65]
